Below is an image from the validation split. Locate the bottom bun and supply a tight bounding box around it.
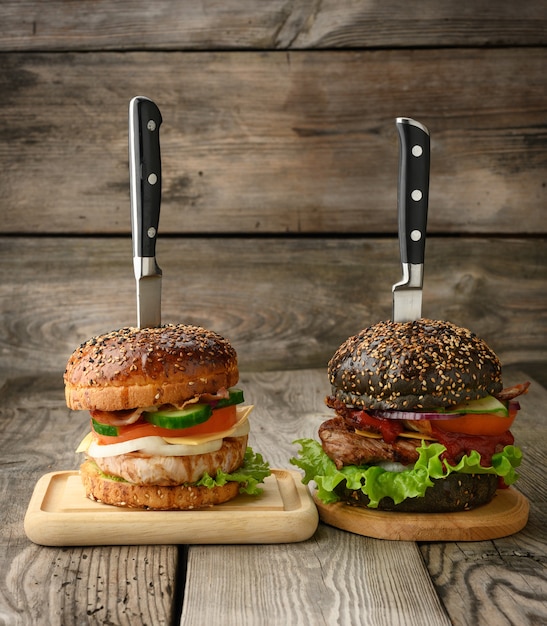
[333,472,498,513]
[80,459,240,510]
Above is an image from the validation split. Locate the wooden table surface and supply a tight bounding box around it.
[1,364,545,626]
[1,2,546,624]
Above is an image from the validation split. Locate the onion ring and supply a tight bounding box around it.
[369,401,520,421]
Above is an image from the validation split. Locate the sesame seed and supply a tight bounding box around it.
[327,318,503,411]
[64,323,239,408]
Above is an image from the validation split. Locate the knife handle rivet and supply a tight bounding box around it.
[411,189,423,201]
[410,229,422,242]
[147,227,157,239]
[148,173,158,185]
[412,145,423,157]
[147,120,157,132]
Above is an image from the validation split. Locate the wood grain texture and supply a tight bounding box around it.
[1,366,544,624]
[1,0,546,51]
[182,526,451,626]
[419,370,547,626]
[1,49,546,235]
[314,489,529,542]
[182,366,546,626]
[1,544,178,626]
[183,369,451,626]
[1,236,545,374]
[0,371,180,625]
[23,470,319,546]
[1,2,545,623]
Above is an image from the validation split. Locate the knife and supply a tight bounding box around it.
[392,117,430,323]
[129,96,163,328]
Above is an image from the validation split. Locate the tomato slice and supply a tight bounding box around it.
[92,405,239,445]
[176,405,238,436]
[432,407,517,436]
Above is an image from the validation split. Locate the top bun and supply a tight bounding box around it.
[64,324,238,411]
[328,319,503,411]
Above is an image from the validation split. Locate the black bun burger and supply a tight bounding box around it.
[292,319,529,512]
[65,324,270,510]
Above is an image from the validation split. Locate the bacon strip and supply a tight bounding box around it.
[89,408,144,426]
[89,388,231,427]
[495,382,530,401]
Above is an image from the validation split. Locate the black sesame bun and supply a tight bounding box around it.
[332,472,499,513]
[291,318,524,515]
[328,319,503,411]
[64,324,238,411]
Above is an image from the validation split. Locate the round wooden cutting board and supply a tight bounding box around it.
[314,488,529,541]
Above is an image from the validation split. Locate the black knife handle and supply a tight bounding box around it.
[396,118,430,265]
[130,96,162,258]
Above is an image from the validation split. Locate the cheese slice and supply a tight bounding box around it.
[354,429,382,439]
[354,428,436,441]
[75,405,253,455]
[76,431,94,454]
[161,405,253,445]
[398,430,437,441]
[87,435,224,458]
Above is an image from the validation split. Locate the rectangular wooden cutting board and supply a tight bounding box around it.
[24,469,318,546]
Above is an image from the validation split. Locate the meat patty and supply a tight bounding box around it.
[318,417,420,469]
[91,435,248,486]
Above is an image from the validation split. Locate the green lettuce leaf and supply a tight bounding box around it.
[290,439,522,508]
[195,447,271,496]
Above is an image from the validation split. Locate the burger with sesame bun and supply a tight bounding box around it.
[65,324,270,510]
[292,319,529,512]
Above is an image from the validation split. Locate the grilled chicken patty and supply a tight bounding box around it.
[92,435,247,486]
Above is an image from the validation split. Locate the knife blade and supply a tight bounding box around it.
[129,96,163,328]
[392,117,430,323]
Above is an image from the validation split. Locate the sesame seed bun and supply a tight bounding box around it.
[80,459,241,510]
[289,319,521,515]
[79,434,248,510]
[328,319,503,411]
[64,324,239,411]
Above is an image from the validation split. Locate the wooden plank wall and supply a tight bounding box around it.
[1,1,546,375]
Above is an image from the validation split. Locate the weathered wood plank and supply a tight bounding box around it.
[1,49,545,235]
[1,363,544,625]
[1,0,546,51]
[182,369,451,626]
[419,369,547,626]
[182,367,547,626]
[0,236,545,374]
[0,542,180,625]
[182,527,451,626]
[0,371,180,625]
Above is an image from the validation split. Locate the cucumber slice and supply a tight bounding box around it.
[215,388,245,408]
[444,395,509,417]
[91,419,120,437]
[143,403,212,429]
